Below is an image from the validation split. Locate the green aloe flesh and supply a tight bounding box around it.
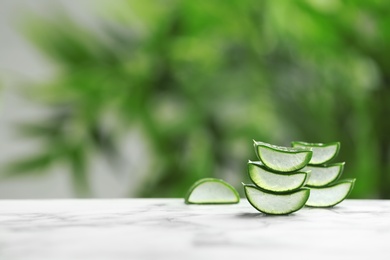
[185,178,240,204]
[253,141,312,172]
[303,162,344,187]
[248,161,309,192]
[291,141,340,165]
[244,184,310,215]
[305,179,355,207]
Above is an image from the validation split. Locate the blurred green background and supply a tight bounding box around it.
[1,0,389,199]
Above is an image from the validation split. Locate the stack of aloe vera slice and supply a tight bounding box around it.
[243,141,312,215]
[292,141,355,207]
[183,140,355,213]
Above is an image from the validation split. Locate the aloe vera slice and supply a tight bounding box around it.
[244,184,310,215]
[185,178,240,204]
[291,141,340,165]
[304,162,345,187]
[306,179,355,207]
[248,161,309,193]
[253,141,312,172]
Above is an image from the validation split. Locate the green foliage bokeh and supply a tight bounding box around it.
[4,0,390,198]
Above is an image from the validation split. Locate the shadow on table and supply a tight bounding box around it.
[236,212,297,218]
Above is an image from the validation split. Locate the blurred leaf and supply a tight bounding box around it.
[3,152,56,178]
[68,145,89,197]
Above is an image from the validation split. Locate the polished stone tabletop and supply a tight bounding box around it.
[0,199,389,260]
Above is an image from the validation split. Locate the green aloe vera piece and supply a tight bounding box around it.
[253,141,312,172]
[248,160,310,193]
[303,162,345,187]
[306,179,356,207]
[185,178,240,204]
[291,141,340,165]
[244,184,310,215]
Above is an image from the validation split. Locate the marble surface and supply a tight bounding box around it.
[0,199,389,260]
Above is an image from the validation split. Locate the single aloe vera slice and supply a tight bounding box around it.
[244,184,310,215]
[253,141,312,172]
[303,162,345,187]
[248,161,310,193]
[291,141,340,165]
[306,179,356,207]
[185,178,240,204]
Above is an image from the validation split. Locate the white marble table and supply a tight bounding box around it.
[0,199,389,260]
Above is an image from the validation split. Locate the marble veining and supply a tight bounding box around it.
[0,199,389,260]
